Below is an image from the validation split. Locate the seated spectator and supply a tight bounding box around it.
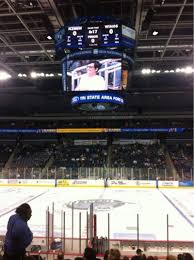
[111,142,166,170]
[108,249,121,260]
[147,257,154,260]
[136,249,143,257]
[182,253,193,260]
[104,250,109,260]
[27,256,43,260]
[131,249,143,260]
[53,144,108,168]
[123,257,129,260]
[83,247,96,260]
[168,144,193,180]
[56,251,64,260]
[166,256,176,260]
[177,254,183,260]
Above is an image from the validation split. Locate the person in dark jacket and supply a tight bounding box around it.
[83,247,96,260]
[3,203,33,260]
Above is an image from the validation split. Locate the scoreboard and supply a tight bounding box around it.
[55,16,136,111]
[85,23,121,47]
[55,21,135,52]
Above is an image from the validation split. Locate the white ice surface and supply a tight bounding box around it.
[0,187,193,241]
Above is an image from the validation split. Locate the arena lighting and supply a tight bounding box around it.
[57,73,62,76]
[18,73,27,78]
[142,69,151,74]
[152,30,159,36]
[47,35,52,40]
[45,73,55,77]
[184,66,192,74]
[36,73,45,77]
[0,71,11,80]
[175,67,193,73]
[30,72,37,78]
[141,67,194,75]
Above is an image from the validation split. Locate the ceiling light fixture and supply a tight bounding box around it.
[30,72,37,78]
[184,66,192,74]
[152,30,159,36]
[0,71,11,80]
[142,69,151,74]
[47,35,52,40]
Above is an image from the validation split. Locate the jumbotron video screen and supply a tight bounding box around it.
[65,58,122,92]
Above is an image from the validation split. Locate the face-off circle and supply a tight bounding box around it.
[66,199,126,211]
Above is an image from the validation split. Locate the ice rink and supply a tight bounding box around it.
[0,187,194,241]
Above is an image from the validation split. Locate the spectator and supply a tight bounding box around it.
[166,256,176,260]
[108,249,121,260]
[177,254,183,260]
[104,250,109,260]
[136,249,143,257]
[182,253,193,260]
[27,257,43,260]
[3,203,33,260]
[131,249,143,260]
[147,257,154,260]
[83,247,96,260]
[123,257,129,260]
[56,251,64,260]
[75,61,107,91]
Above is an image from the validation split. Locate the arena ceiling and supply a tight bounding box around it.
[0,0,193,77]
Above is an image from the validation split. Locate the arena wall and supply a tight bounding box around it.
[0,179,193,188]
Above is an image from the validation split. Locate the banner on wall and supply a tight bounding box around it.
[159,181,179,187]
[57,180,70,187]
[179,181,193,187]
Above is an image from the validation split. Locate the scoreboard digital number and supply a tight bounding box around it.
[101,24,120,47]
[86,24,101,47]
[65,26,85,48]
